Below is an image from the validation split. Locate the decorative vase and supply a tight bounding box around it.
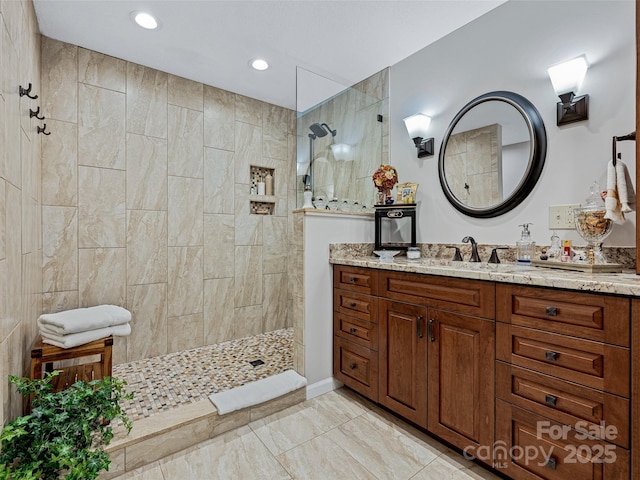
[376,190,392,205]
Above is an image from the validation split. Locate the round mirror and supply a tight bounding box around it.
[438,91,547,218]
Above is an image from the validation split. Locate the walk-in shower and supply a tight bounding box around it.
[305,123,337,192]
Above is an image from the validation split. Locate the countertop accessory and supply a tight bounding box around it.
[530,259,622,273]
[373,250,401,263]
[407,247,421,260]
[516,223,535,265]
[574,181,616,264]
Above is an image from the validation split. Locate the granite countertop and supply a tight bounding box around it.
[329,254,640,297]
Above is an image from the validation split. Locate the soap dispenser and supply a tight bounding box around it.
[516,223,535,265]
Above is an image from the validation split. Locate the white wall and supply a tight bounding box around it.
[303,213,374,397]
[390,0,636,247]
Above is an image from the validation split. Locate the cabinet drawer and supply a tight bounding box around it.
[496,362,629,448]
[334,312,378,351]
[496,324,629,397]
[380,271,495,318]
[333,336,378,401]
[495,400,629,480]
[334,289,376,322]
[334,265,378,294]
[496,284,629,347]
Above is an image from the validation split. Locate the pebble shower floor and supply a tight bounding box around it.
[112,328,294,421]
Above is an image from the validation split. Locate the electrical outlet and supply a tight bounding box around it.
[548,204,581,229]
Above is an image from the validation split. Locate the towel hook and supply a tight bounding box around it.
[612,131,636,166]
[29,106,44,120]
[19,83,38,99]
[37,124,51,135]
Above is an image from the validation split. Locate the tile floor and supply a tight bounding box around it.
[111,388,502,480]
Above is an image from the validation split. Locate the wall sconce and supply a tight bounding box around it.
[547,55,589,126]
[403,113,434,157]
[330,143,352,161]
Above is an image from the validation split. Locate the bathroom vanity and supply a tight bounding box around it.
[331,255,640,480]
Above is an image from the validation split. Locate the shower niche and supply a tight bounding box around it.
[250,165,275,215]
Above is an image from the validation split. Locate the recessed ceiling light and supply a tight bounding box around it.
[132,11,159,30]
[251,59,269,71]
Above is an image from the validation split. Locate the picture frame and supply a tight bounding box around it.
[396,182,419,204]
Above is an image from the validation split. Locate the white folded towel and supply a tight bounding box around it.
[40,323,131,349]
[604,159,636,223]
[38,305,131,335]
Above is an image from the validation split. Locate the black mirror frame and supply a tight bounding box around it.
[438,91,547,218]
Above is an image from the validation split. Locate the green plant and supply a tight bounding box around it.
[0,371,133,480]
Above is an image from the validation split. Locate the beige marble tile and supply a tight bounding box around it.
[235,95,264,126]
[276,434,376,480]
[41,291,79,314]
[204,147,234,214]
[42,205,77,292]
[234,245,262,307]
[41,119,77,206]
[325,411,439,480]
[263,273,287,332]
[249,390,365,457]
[263,104,291,160]
[125,283,167,361]
[203,214,234,279]
[203,85,234,150]
[412,456,481,480]
[41,37,77,123]
[263,216,287,274]
[0,259,6,343]
[126,210,167,285]
[0,96,6,183]
[108,463,164,480]
[167,176,203,246]
[0,179,5,260]
[161,425,291,480]
[168,74,203,111]
[234,122,262,184]
[234,186,261,246]
[78,83,126,170]
[126,63,167,138]
[249,388,307,422]
[4,183,20,338]
[3,34,19,190]
[98,445,125,479]
[125,133,167,211]
[78,47,126,92]
[78,166,126,248]
[167,312,203,352]
[233,304,263,338]
[204,278,235,344]
[167,246,203,317]
[167,105,203,178]
[78,247,126,307]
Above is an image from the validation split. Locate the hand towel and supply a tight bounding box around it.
[38,305,131,335]
[616,159,636,213]
[40,323,131,349]
[604,160,623,222]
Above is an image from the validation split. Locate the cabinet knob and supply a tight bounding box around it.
[545,306,558,317]
[545,394,558,407]
[349,277,356,283]
[349,302,357,308]
[349,327,357,334]
[545,350,559,361]
[544,457,557,470]
[349,363,357,370]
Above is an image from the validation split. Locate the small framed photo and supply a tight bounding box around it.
[396,182,418,204]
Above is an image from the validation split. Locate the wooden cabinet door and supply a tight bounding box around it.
[427,309,495,457]
[379,299,427,428]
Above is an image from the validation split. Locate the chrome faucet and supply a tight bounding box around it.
[462,236,481,262]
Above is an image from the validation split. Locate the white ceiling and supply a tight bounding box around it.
[33,0,505,111]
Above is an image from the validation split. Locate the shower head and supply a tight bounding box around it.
[308,122,337,139]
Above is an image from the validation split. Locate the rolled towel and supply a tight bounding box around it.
[38,305,131,335]
[40,323,131,349]
[604,160,623,223]
[616,159,636,214]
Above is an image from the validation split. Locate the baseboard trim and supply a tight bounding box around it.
[306,377,343,399]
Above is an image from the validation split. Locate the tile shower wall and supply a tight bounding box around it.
[40,38,295,365]
[0,0,43,425]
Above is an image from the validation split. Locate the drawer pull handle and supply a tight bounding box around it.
[545,306,558,316]
[545,394,558,407]
[349,327,357,334]
[349,302,357,308]
[545,350,559,361]
[417,316,424,338]
[349,277,356,283]
[428,319,435,342]
[544,457,557,470]
[349,363,357,370]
